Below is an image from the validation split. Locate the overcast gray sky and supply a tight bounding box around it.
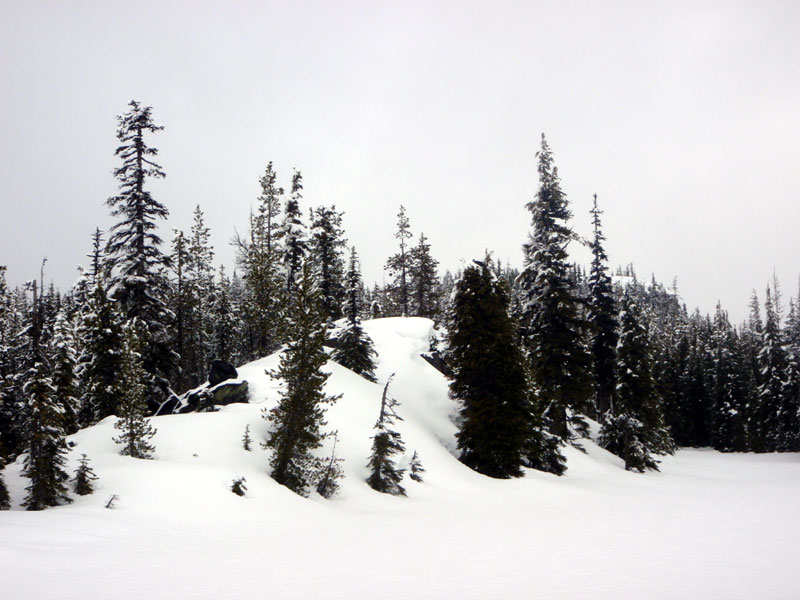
[1,0,798,323]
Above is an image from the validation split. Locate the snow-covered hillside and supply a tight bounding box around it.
[2,318,800,599]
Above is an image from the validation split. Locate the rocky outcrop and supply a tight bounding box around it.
[155,380,250,416]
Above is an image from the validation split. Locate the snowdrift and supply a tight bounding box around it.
[2,317,800,599]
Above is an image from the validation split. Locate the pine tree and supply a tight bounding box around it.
[448,260,540,478]
[168,229,191,391]
[49,309,80,435]
[186,205,215,384]
[105,100,176,409]
[72,453,98,496]
[779,299,800,451]
[231,477,247,496]
[366,375,406,495]
[316,431,344,499]
[332,247,378,382]
[80,280,127,423]
[242,424,252,451]
[264,262,339,497]
[709,304,747,451]
[282,169,308,302]
[237,162,285,358]
[385,205,413,317]
[408,450,425,483]
[209,265,237,365]
[0,456,11,509]
[408,233,441,320]
[113,321,157,459]
[309,205,347,322]
[599,295,672,472]
[587,194,617,419]
[22,361,72,510]
[519,134,592,440]
[753,286,785,452]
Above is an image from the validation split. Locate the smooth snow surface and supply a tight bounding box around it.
[2,317,800,599]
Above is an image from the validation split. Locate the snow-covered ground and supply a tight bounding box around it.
[2,317,800,599]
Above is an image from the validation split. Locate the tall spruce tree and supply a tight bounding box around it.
[113,320,157,459]
[49,309,80,435]
[22,361,72,510]
[366,375,406,495]
[385,205,413,317]
[448,260,536,478]
[332,247,377,382]
[0,456,10,509]
[264,262,339,497]
[309,205,347,322]
[754,286,785,452]
[587,194,617,419]
[237,162,285,358]
[408,233,440,320]
[519,134,592,440]
[80,280,127,423]
[105,100,175,409]
[282,169,308,301]
[599,295,672,472]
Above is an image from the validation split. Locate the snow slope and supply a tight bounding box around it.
[2,317,800,599]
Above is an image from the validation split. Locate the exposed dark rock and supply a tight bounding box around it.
[421,351,451,378]
[209,359,238,387]
[155,381,250,415]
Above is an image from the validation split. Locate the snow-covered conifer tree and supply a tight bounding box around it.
[332,247,377,382]
[366,375,406,495]
[385,205,413,317]
[113,320,157,459]
[105,100,175,409]
[309,205,347,322]
[599,295,672,472]
[22,361,72,510]
[408,233,440,320]
[753,286,785,452]
[72,453,98,496]
[282,169,308,302]
[80,280,126,424]
[264,262,338,497]
[49,309,80,435]
[519,134,592,440]
[587,194,617,419]
[448,260,538,478]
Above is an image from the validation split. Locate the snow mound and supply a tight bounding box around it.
[3,317,800,599]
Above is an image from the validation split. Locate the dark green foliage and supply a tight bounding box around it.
[242,424,252,451]
[753,287,785,452]
[599,413,658,472]
[587,195,617,419]
[49,310,80,435]
[80,280,127,423]
[519,134,592,440]
[309,206,347,322]
[0,457,10,509]
[105,100,176,409]
[448,260,536,478]
[72,454,98,496]
[231,477,247,496]
[22,362,72,510]
[332,248,377,382]
[264,263,339,497]
[282,169,308,301]
[599,296,672,471]
[409,233,440,320]
[709,305,748,452]
[408,450,425,483]
[237,162,286,359]
[113,321,157,459]
[385,205,413,317]
[316,431,344,499]
[366,375,406,495]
